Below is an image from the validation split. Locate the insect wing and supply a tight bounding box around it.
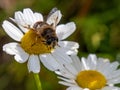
[47,7,58,18]
[46,8,62,27]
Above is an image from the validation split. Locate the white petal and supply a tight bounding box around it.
[23,8,35,25]
[58,76,76,84]
[15,11,26,26]
[14,11,29,33]
[102,61,119,78]
[107,76,120,84]
[96,58,107,71]
[14,9,43,33]
[52,48,72,64]
[2,20,23,41]
[14,47,29,63]
[65,50,78,55]
[3,42,18,55]
[28,55,40,73]
[34,12,43,22]
[107,69,120,79]
[106,62,120,79]
[58,41,79,50]
[96,58,110,75]
[70,55,81,72]
[46,10,62,27]
[3,42,29,63]
[97,60,111,77]
[58,41,79,55]
[87,54,97,70]
[40,54,61,71]
[55,70,76,79]
[59,81,76,87]
[81,57,89,70]
[56,46,78,55]
[63,63,78,76]
[66,86,82,90]
[20,8,40,27]
[102,86,120,90]
[109,62,119,71]
[14,44,29,63]
[66,50,78,55]
[56,22,76,40]
[40,55,54,71]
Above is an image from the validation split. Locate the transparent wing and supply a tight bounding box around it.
[47,7,58,18]
[46,8,62,27]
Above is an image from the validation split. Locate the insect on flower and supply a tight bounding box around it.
[2,8,79,73]
[22,8,59,49]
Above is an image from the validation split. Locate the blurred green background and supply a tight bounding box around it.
[0,0,120,90]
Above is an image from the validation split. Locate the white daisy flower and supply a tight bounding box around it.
[2,8,79,73]
[55,54,120,90]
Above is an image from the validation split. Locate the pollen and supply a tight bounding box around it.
[76,70,106,90]
[21,30,53,55]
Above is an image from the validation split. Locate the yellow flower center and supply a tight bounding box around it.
[21,30,53,55]
[76,70,106,90]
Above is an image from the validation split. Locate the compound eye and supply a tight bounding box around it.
[46,39,52,45]
[46,35,50,38]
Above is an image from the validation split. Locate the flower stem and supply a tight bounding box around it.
[33,73,42,90]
